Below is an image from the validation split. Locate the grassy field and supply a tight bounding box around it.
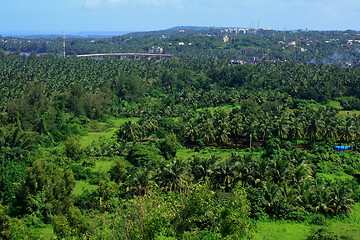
[338,110,360,117]
[92,158,115,173]
[79,117,139,148]
[254,221,311,240]
[72,180,97,196]
[254,203,360,240]
[32,224,56,240]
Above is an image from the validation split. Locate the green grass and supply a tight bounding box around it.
[329,203,360,240]
[339,110,360,117]
[327,100,342,109]
[109,117,140,128]
[254,221,310,240]
[72,159,117,196]
[92,159,114,173]
[79,117,140,148]
[254,203,360,240]
[79,131,114,148]
[34,224,56,239]
[73,180,97,196]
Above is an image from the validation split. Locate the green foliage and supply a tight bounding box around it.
[117,120,144,142]
[84,137,125,157]
[126,143,165,169]
[309,214,327,225]
[0,204,39,240]
[52,206,93,239]
[306,228,344,240]
[0,203,13,240]
[338,97,360,110]
[1,31,360,238]
[109,158,130,184]
[17,160,76,222]
[157,134,181,160]
[173,183,254,239]
[0,157,28,204]
[113,73,146,102]
[64,136,84,161]
[68,163,95,180]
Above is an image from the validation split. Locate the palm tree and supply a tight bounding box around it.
[280,185,301,208]
[1,123,35,150]
[199,121,216,145]
[229,116,244,147]
[310,181,333,214]
[243,117,258,149]
[209,158,237,192]
[305,116,324,142]
[330,184,354,215]
[117,121,144,142]
[268,153,292,184]
[257,112,273,141]
[271,114,289,140]
[156,159,191,191]
[339,118,357,142]
[215,124,230,146]
[288,117,304,142]
[263,181,280,214]
[125,167,153,195]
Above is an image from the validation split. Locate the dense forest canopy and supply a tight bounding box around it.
[0,28,360,239]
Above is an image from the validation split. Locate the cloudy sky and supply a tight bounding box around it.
[1,0,359,34]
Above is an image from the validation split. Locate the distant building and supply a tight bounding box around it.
[223,35,230,43]
[178,42,185,46]
[221,28,255,34]
[179,30,185,33]
[288,41,297,46]
[347,40,360,45]
[231,60,246,65]
[148,46,164,54]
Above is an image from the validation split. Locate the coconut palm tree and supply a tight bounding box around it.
[156,158,191,191]
[330,184,354,215]
[339,117,357,142]
[117,121,144,142]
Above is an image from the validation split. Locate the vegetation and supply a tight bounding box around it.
[0,29,359,239]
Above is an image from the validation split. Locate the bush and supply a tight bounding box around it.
[309,214,327,225]
[64,136,83,161]
[68,163,94,180]
[306,228,352,240]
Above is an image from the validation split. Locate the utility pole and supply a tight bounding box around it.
[63,31,66,58]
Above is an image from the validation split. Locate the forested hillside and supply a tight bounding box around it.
[0,31,360,239]
[1,28,360,64]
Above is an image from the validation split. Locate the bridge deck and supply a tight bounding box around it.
[77,53,173,58]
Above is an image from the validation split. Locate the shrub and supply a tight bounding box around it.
[309,214,327,225]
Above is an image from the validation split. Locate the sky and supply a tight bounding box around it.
[1,0,360,34]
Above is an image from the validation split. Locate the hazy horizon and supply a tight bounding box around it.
[1,0,360,35]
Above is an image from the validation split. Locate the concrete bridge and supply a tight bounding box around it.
[77,53,173,60]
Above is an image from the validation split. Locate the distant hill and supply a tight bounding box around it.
[167,26,223,31]
[76,31,132,38]
[0,31,131,38]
